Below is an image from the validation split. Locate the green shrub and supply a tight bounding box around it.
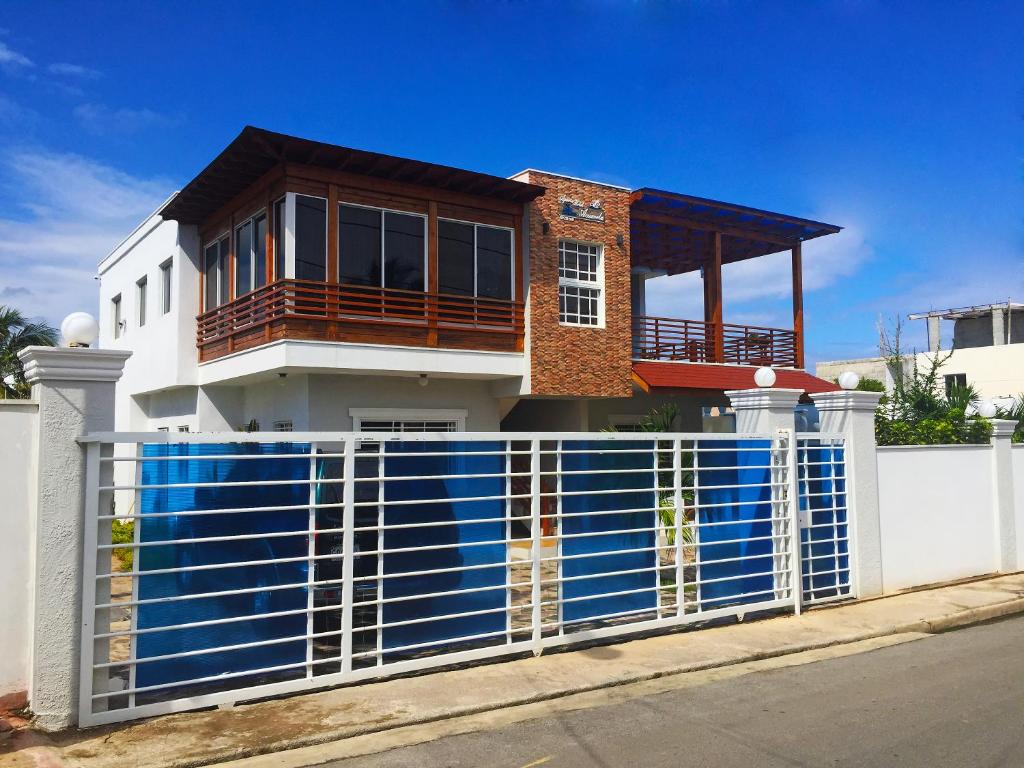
[111,518,135,572]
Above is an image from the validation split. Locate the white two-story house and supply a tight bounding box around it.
[98,127,840,434]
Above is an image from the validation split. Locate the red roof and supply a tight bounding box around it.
[632,361,840,395]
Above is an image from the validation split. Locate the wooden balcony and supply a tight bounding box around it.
[197,279,525,362]
[632,315,798,368]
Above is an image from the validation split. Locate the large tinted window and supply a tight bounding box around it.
[438,220,474,296]
[476,226,512,300]
[235,220,252,296]
[339,204,382,287]
[295,195,327,281]
[204,242,219,310]
[384,212,424,291]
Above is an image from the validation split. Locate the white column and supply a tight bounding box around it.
[726,388,802,433]
[18,346,130,730]
[810,390,884,598]
[989,419,1017,572]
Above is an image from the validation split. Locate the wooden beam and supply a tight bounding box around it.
[327,184,339,284]
[427,201,439,347]
[792,241,804,369]
[631,209,796,247]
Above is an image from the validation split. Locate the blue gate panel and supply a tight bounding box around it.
[380,441,507,652]
[560,440,658,624]
[696,439,775,608]
[800,442,849,598]
[135,443,310,691]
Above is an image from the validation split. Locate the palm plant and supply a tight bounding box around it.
[995,395,1024,443]
[0,305,58,398]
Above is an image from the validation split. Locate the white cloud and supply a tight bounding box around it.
[0,150,172,325]
[644,220,874,319]
[73,103,172,135]
[0,41,32,69]
[48,62,100,78]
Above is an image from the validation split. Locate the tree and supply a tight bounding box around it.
[0,306,58,398]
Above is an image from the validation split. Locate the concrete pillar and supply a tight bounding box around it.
[992,307,1006,346]
[927,316,941,352]
[810,390,885,598]
[989,419,1017,572]
[18,346,130,730]
[726,388,802,433]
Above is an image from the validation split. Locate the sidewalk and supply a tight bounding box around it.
[5,573,1024,768]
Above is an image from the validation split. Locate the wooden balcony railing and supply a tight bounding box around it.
[632,315,798,368]
[196,279,525,362]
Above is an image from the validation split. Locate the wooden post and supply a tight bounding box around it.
[708,231,723,363]
[792,241,804,369]
[427,201,439,347]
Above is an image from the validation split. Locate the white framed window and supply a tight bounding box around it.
[160,258,173,314]
[111,294,123,339]
[349,408,467,432]
[136,276,148,327]
[608,414,646,432]
[177,425,190,433]
[156,426,169,432]
[273,420,294,432]
[558,239,603,327]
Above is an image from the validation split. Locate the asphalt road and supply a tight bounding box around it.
[325,616,1024,768]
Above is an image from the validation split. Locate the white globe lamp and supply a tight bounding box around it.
[61,312,99,348]
[753,366,776,388]
[977,400,997,419]
[837,371,861,391]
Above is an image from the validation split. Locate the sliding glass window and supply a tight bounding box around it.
[338,203,425,291]
[438,220,513,301]
[295,195,327,281]
[235,212,268,296]
[203,235,229,310]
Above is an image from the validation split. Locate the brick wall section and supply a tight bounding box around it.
[515,171,633,397]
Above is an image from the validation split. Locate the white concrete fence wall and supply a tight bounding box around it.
[0,345,1022,730]
[876,420,1019,592]
[0,401,39,709]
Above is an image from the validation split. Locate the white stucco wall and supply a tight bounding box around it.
[877,445,997,591]
[0,401,38,704]
[1012,446,1024,568]
[307,374,502,431]
[915,344,1024,400]
[98,211,201,432]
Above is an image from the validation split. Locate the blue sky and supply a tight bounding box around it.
[0,1,1021,364]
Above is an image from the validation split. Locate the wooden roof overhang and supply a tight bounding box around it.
[629,189,841,276]
[160,126,547,225]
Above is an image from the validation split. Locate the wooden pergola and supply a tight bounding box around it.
[630,189,841,369]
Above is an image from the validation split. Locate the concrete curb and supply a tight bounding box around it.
[49,593,1024,768]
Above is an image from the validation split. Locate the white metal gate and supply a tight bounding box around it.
[78,429,830,726]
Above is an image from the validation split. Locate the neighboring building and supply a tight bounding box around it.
[909,302,1024,400]
[98,127,840,435]
[817,301,1024,401]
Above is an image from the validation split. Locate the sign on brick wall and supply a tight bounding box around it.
[559,195,605,223]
